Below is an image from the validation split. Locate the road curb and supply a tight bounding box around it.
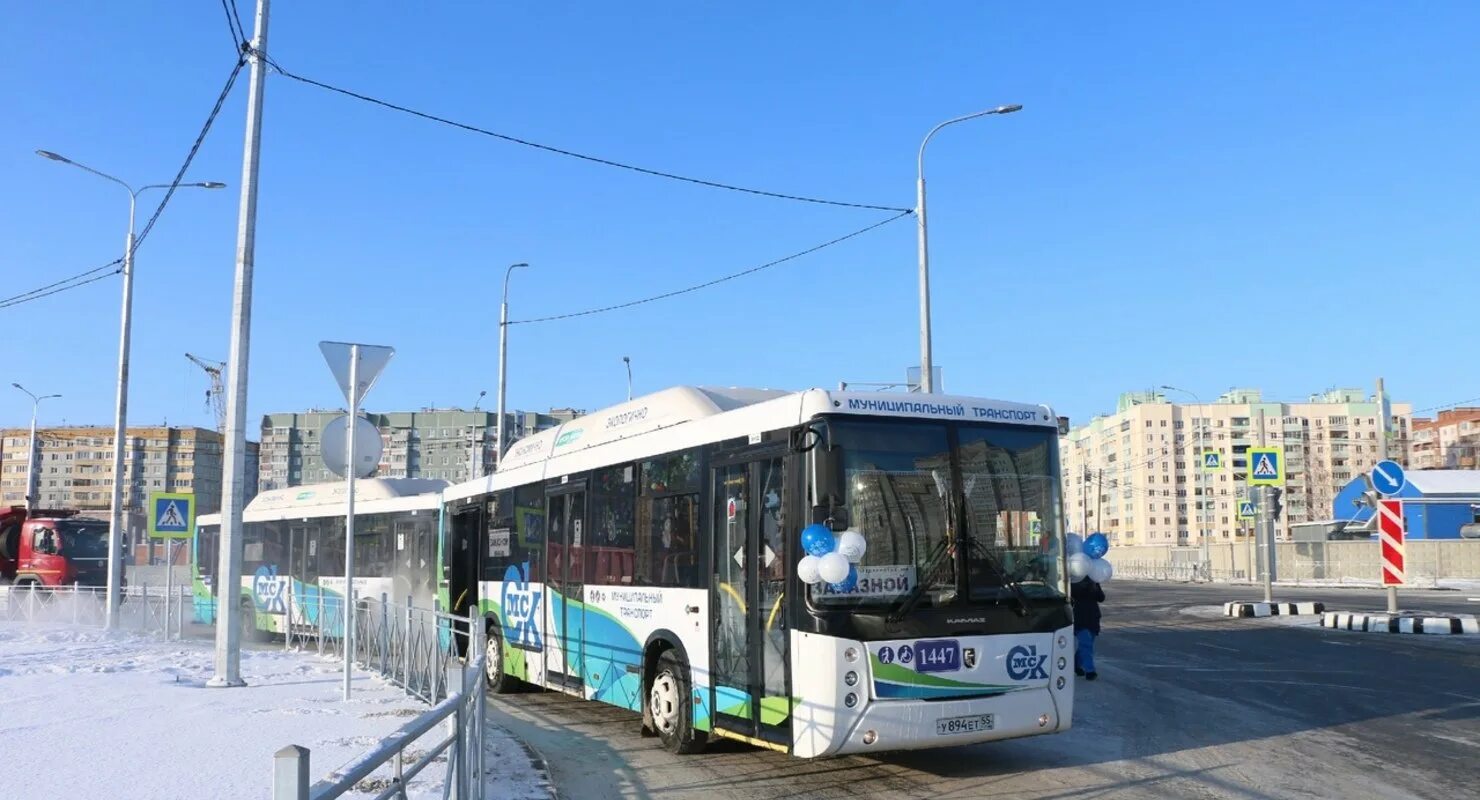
[1321,611,1480,635]
[1223,601,1324,618]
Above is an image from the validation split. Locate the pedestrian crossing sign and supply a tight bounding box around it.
[147,492,195,539]
[1200,450,1222,472]
[1247,447,1284,486]
[1237,500,1257,520]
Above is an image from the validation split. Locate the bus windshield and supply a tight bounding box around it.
[813,418,1064,610]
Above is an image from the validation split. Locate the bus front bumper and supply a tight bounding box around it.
[828,686,1066,756]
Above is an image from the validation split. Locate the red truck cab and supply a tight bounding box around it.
[1,506,111,588]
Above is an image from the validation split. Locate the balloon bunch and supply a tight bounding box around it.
[1066,532,1114,584]
[796,523,867,592]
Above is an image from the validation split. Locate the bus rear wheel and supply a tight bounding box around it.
[650,650,706,754]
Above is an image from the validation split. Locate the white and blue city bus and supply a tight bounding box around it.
[193,478,446,639]
[441,386,1073,757]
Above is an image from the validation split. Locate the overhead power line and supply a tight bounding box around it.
[218,0,247,49]
[262,56,912,214]
[1,57,246,313]
[509,209,912,325]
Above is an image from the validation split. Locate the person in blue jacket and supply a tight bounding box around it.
[1071,576,1105,680]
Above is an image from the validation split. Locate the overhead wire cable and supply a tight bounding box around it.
[508,210,912,325]
[261,56,912,213]
[2,56,247,312]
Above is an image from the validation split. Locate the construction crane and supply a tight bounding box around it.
[185,353,227,434]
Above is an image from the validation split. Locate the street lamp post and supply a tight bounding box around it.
[495,263,530,464]
[36,149,224,628]
[623,356,632,401]
[470,390,487,479]
[11,384,61,512]
[914,104,1022,394]
[1161,385,1211,578]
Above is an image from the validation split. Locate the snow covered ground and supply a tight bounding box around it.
[0,623,550,799]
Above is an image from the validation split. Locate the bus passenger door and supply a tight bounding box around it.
[711,452,791,748]
[447,504,481,657]
[544,485,587,691]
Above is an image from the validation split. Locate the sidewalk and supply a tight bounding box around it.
[0,622,548,799]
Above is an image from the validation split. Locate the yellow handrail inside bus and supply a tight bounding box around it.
[766,593,784,632]
[718,581,746,614]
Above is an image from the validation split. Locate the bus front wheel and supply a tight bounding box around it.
[649,649,707,755]
[484,624,521,694]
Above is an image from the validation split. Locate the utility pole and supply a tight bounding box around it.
[1081,466,1090,533]
[1377,376,1397,614]
[210,0,270,689]
[1094,469,1104,530]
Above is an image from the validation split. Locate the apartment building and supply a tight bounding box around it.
[1059,388,1412,545]
[0,426,259,562]
[1410,408,1480,469]
[258,407,583,491]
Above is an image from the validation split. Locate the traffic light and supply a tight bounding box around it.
[1268,487,1284,520]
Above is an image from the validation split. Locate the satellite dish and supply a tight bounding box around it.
[322,415,383,478]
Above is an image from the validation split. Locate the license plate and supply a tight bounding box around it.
[936,714,994,736]
[913,639,961,673]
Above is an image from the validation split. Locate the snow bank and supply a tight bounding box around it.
[0,623,549,799]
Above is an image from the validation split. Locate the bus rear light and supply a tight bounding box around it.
[862,730,878,745]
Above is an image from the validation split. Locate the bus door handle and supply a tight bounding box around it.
[685,605,700,615]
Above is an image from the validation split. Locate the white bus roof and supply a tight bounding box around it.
[445,385,1055,503]
[197,478,447,526]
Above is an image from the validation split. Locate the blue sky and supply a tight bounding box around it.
[4,3,1479,435]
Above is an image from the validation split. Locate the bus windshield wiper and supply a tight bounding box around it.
[963,535,1032,617]
[888,536,952,623]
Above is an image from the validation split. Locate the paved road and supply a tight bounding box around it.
[487,580,1480,800]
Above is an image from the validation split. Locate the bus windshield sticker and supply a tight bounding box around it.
[489,528,511,558]
[814,565,917,598]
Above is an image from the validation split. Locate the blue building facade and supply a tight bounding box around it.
[1332,470,1480,539]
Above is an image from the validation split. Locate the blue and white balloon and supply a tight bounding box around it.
[797,555,822,585]
[801,523,835,557]
[1067,552,1092,581]
[1089,558,1114,584]
[836,530,867,563]
[1065,533,1084,556]
[827,565,859,593]
[1084,532,1110,560]
[818,552,851,584]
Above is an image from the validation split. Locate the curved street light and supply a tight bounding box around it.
[36,148,225,628]
[914,105,1022,393]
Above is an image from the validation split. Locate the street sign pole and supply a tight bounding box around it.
[318,339,394,702]
[343,344,358,701]
[1376,377,1398,614]
[1259,486,1276,604]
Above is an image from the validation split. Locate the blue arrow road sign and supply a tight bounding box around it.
[1371,460,1405,496]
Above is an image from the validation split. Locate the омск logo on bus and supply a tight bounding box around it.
[1006,644,1049,681]
[501,561,543,649]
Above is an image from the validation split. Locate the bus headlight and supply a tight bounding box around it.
[845,692,858,708]
[844,671,858,686]
[844,647,859,663]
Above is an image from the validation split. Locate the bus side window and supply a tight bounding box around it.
[590,465,637,585]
